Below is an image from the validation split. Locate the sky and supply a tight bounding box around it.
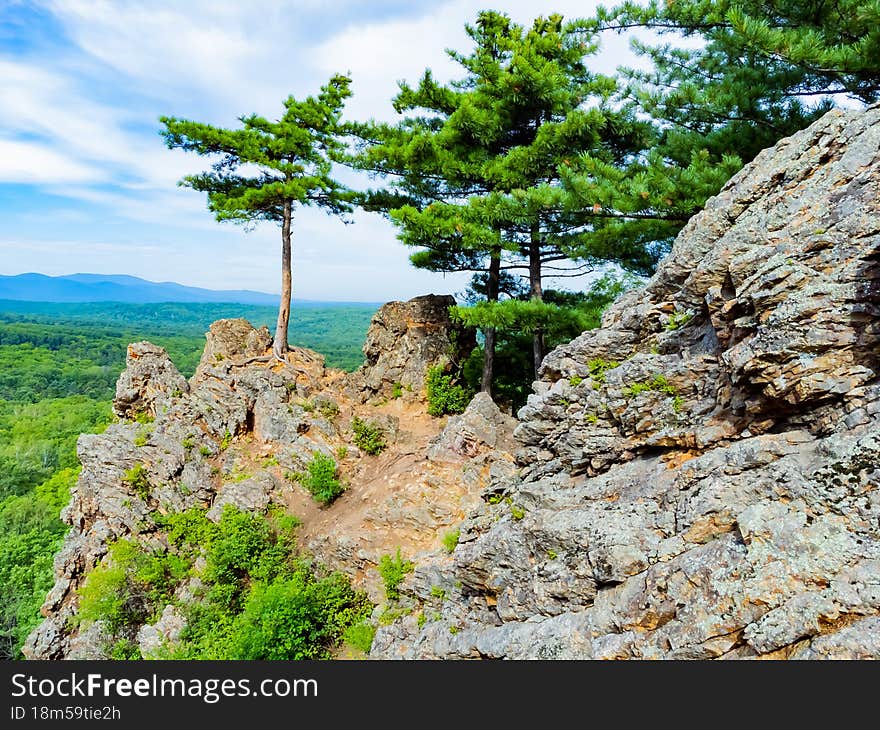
[0,0,651,302]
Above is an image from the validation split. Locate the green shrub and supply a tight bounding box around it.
[441,528,459,554]
[430,585,446,601]
[224,573,362,660]
[665,310,693,331]
[133,425,151,447]
[343,620,376,654]
[622,374,677,399]
[568,375,583,387]
[351,417,386,456]
[587,358,620,387]
[378,548,414,601]
[121,463,151,500]
[391,383,403,399]
[219,430,232,451]
[72,503,373,661]
[300,452,344,505]
[425,365,471,416]
[77,539,187,633]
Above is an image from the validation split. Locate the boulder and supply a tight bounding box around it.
[428,392,517,463]
[356,295,476,400]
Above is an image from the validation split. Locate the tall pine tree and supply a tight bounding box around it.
[355,12,695,388]
[593,0,880,169]
[161,75,353,358]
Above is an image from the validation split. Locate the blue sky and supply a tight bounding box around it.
[0,0,644,301]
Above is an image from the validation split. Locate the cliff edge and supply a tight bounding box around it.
[372,104,880,659]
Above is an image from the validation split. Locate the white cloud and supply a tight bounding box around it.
[2,1,662,300]
[313,1,643,122]
[0,138,100,183]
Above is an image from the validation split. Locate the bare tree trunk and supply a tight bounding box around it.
[273,200,292,358]
[529,227,544,378]
[481,250,501,397]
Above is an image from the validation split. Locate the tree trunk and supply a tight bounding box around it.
[273,200,292,358]
[481,250,501,397]
[529,228,544,378]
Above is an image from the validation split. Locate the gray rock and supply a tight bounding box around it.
[355,295,476,401]
[137,605,186,658]
[374,104,880,660]
[428,392,517,463]
[195,318,271,376]
[206,473,274,522]
[113,342,188,420]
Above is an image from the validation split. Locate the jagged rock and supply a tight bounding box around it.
[137,605,186,658]
[206,473,274,522]
[24,288,497,659]
[373,104,880,660]
[428,393,517,463]
[112,342,188,420]
[66,621,111,660]
[355,295,476,401]
[195,318,271,374]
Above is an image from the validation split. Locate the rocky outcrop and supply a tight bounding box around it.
[354,294,476,401]
[372,105,880,659]
[428,393,517,463]
[24,301,508,658]
[112,342,189,420]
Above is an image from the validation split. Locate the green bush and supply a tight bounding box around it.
[587,358,620,387]
[77,539,187,633]
[378,548,414,601]
[224,573,366,660]
[622,374,677,399]
[76,504,371,660]
[301,452,344,505]
[121,463,151,500]
[351,417,386,456]
[425,365,471,417]
[342,620,376,654]
[441,528,459,554]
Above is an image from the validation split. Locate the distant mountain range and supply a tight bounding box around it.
[0,273,281,305]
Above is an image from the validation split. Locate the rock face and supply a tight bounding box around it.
[427,393,517,463]
[372,105,880,659]
[23,302,508,659]
[355,294,476,401]
[112,342,189,420]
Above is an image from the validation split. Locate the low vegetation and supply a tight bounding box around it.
[0,301,375,658]
[350,416,387,456]
[425,365,471,417]
[76,505,371,660]
[298,452,345,505]
[377,549,414,601]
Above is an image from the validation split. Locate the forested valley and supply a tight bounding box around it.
[0,301,374,658]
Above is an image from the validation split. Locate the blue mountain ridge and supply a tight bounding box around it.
[0,272,284,305]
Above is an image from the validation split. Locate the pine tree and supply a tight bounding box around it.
[593,1,880,167]
[160,75,354,358]
[354,12,691,386]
